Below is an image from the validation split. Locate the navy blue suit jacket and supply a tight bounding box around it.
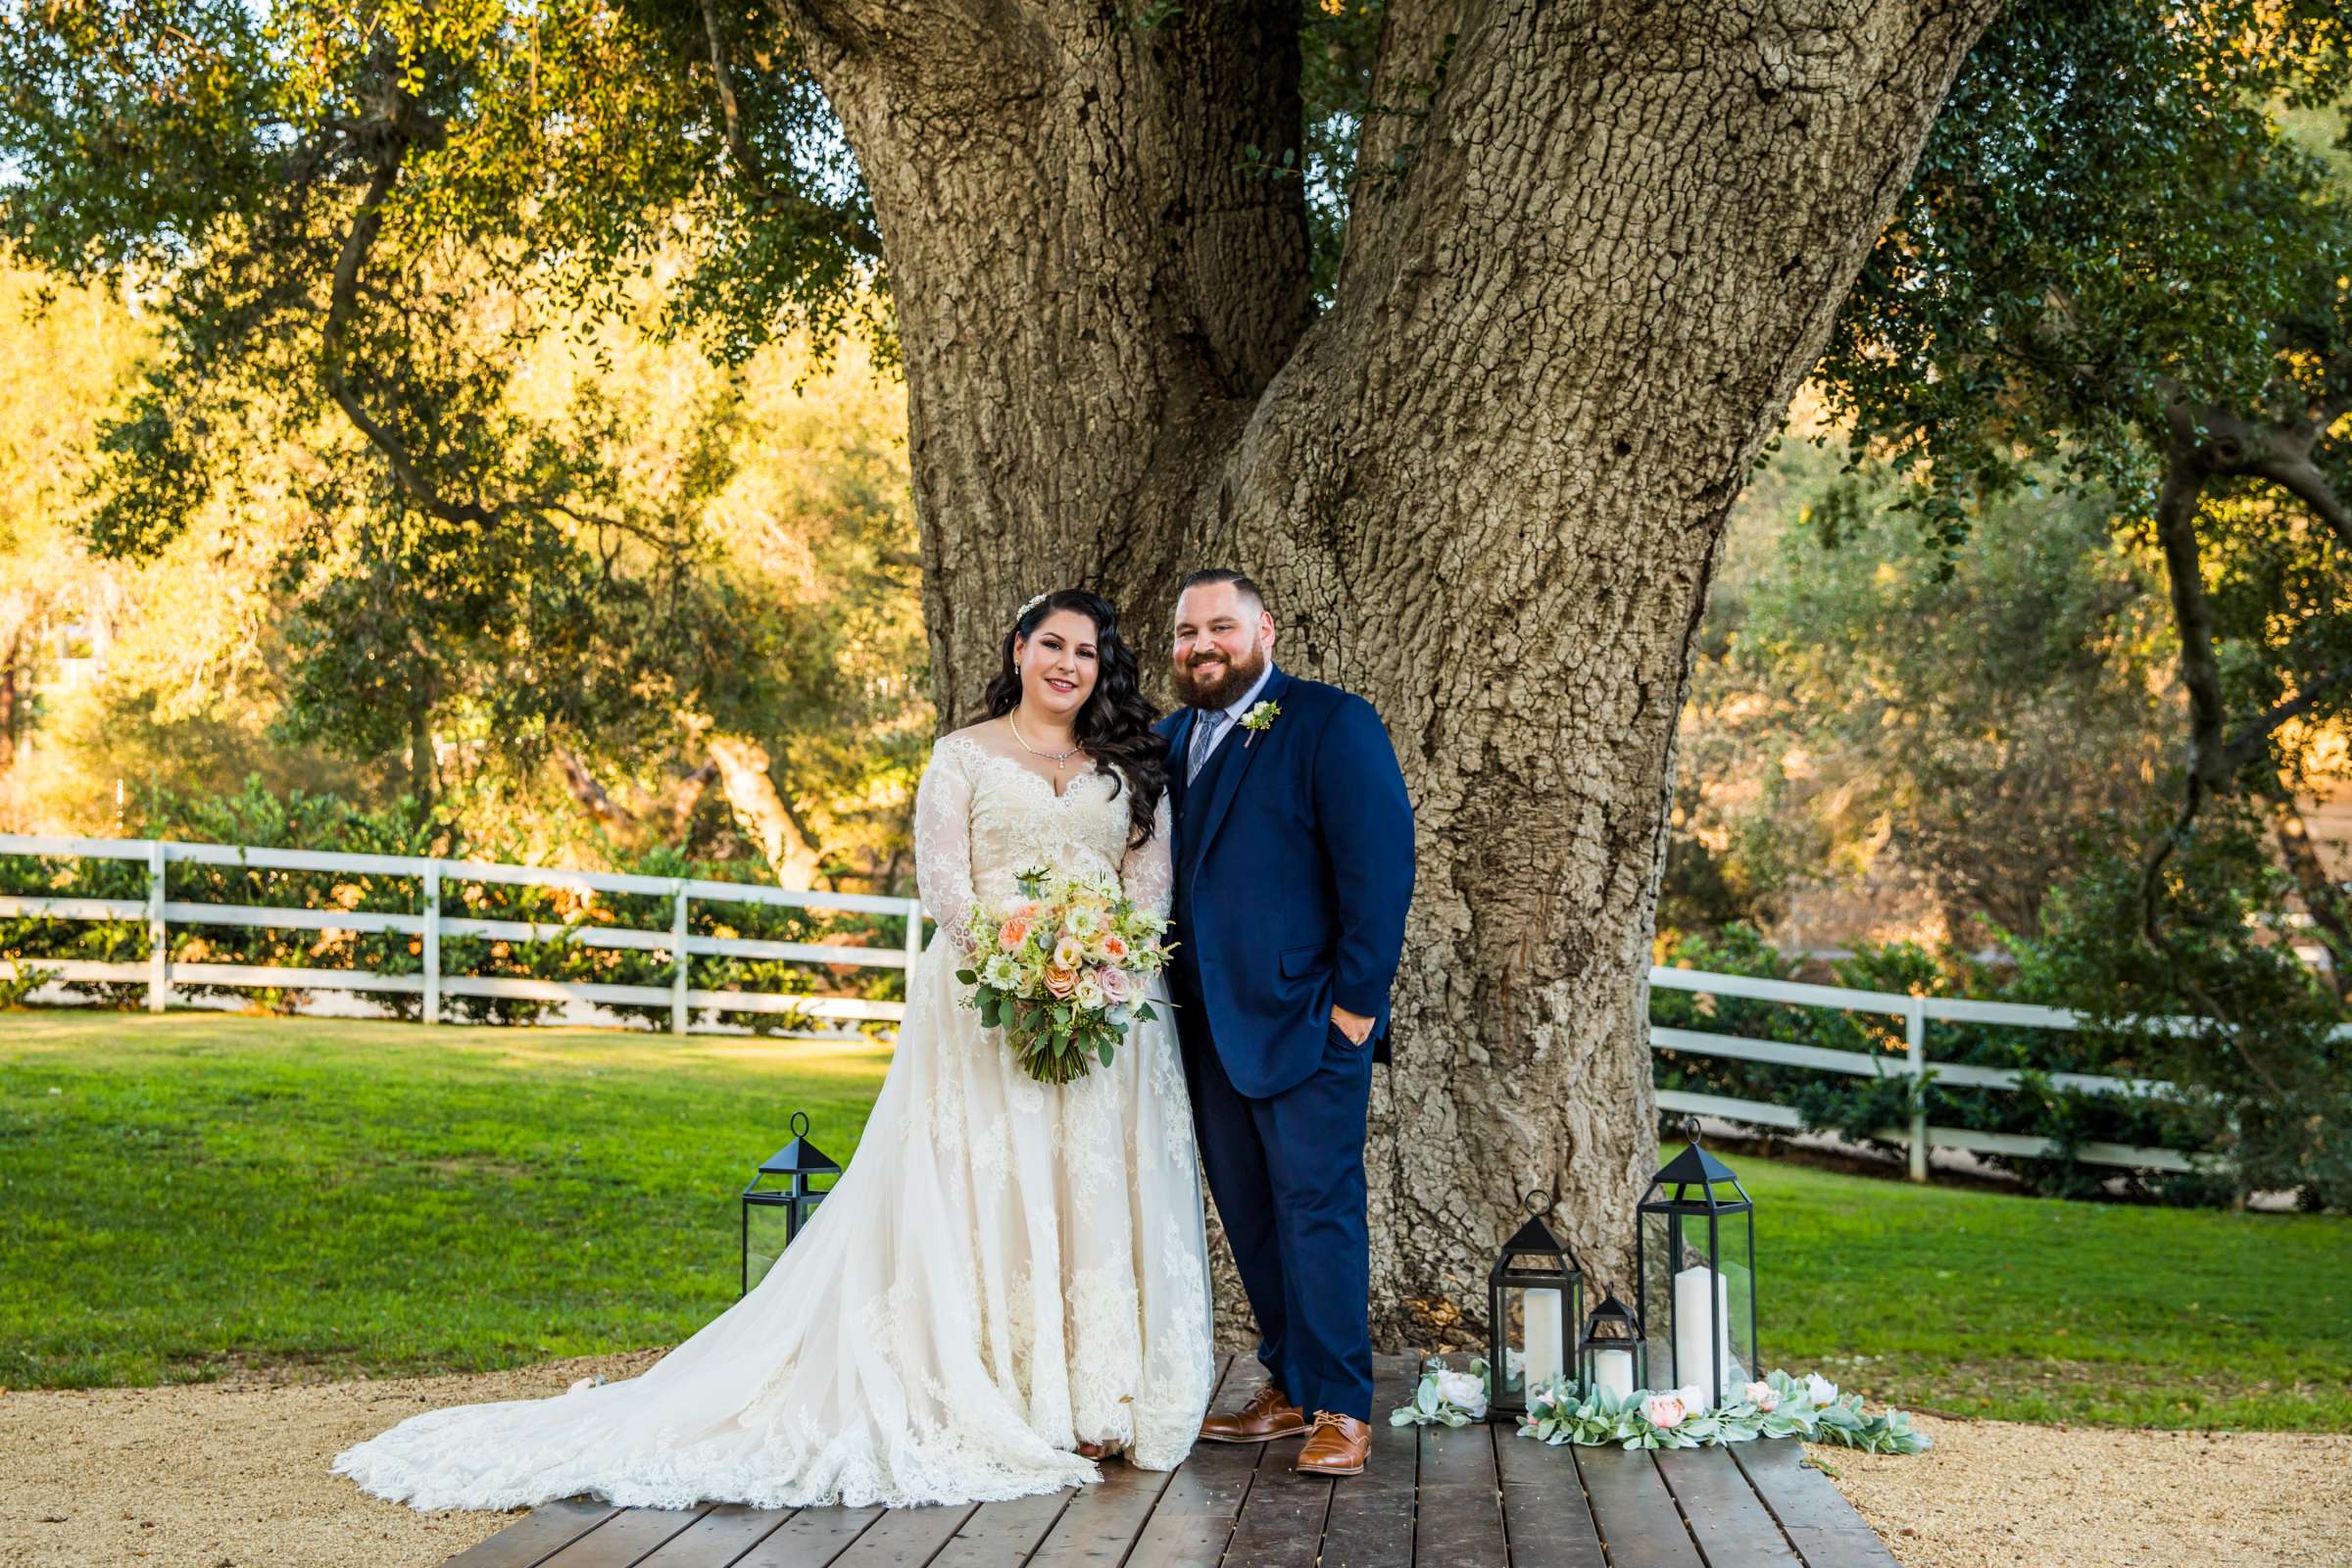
[1156,665,1415,1100]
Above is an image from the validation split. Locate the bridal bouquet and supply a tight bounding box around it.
[954,865,1174,1085]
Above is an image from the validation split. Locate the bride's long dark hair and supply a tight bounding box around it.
[981,588,1166,848]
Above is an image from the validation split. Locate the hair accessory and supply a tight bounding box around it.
[1017,590,1051,621]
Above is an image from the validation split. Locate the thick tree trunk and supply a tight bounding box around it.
[775,0,2000,1348]
[407,702,436,815]
[777,0,1314,710]
[708,734,826,887]
[0,627,17,773]
[2267,792,2352,996]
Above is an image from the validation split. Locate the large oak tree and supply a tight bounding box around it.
[7,0,2061,1342]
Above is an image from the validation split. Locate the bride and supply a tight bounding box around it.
[333,588,1216,1511]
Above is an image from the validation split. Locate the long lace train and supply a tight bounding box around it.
[332,738,1214,1511]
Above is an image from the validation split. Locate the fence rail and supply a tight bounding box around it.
[0,832,928,1038]
[0,831,2300,1182]
[1642,965,2318,1181]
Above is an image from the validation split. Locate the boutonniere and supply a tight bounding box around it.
[1240,700,1281,746]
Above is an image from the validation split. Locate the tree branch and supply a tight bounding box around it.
[2250,452,2352,549]
[2265,791,2352,1002]
[2217,658,2352,778]
[318,123,495,524]
[554,744,639,831]
[698,0,882,255]
[2141,438,2220,939]
[318,72,663,547]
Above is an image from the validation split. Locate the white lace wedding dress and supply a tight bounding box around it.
[331,734,1216,1511]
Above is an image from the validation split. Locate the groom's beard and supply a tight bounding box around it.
[1171,640,1268,710]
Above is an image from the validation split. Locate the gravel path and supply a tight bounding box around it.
[0,1349,663,1568]
[3,1361,2346,1567]
[1823,1413,2352,1568]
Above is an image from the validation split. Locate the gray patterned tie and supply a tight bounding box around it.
[1186,709,1228,785]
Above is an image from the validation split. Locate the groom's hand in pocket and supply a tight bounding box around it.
[1330,1004,1374,1047]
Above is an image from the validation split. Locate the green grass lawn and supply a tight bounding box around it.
[1742,1155,2350,1431]
[2,1010,2346,1431]
[0,1009,889,1389]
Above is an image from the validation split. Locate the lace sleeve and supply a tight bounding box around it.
[1119,787,1176,922]
[914,739,979,956]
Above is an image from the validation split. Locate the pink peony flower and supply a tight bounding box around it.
[1743,1381,1779,1412]
[1096,965,1134,1004]
[1044,964,1079,999]
[1642,1393,1688,1430]
[998,915,1032,952]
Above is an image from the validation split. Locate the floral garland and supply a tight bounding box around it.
[1391,1358,1931,1456]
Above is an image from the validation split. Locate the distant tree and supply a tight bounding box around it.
[1675,447,2176,946]
[0,263,145,791]
[1807,0,2352,978]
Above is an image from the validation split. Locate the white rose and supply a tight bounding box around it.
[1074,977,1106,1009]
[1805,1373,1839,1408]
[1433,1369,1488,1418]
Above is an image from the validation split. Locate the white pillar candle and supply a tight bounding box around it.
[1673,1264,1731,1409]
[1522,1289,1563,1392]
[1593,1348,1636,1400]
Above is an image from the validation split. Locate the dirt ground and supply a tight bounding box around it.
[1824,1412,2352,1568]
[0,1349,663,1568]
[3,1360,2347,1568]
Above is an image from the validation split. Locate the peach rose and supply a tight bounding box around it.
[1044,964,1079,999]
[1096,965,1134,1004]
[998,915,1032,952]
[1642,1393,1688,1430]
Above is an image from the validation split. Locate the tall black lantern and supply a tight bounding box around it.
[741,1111,839,1297]
[1578,1288,1647,1401]
[1486,1188,1586,1419]
[1634,1116,1757,1410]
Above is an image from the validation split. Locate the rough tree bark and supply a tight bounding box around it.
[771,0,2001,1348]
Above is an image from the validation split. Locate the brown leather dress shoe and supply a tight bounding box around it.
[1294,1410,1371,1476]
[1199,1382,1308,1444]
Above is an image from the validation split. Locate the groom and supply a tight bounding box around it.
[1157,569,1415,1477]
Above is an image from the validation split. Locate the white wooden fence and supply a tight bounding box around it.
[1646,966,2274,1182]
[0,832,2278,1182]
[0,833,927,1038]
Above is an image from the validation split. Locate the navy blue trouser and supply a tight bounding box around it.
[1184,1017,1375,1422]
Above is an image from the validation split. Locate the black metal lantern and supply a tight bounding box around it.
[1486,1188,1586,1419]
[1634,1116,1757,1410]
[1578,1287,1646,1402]
[740,1111,839,1297]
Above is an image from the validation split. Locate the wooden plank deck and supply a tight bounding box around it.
[445,1355,1900,1568]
